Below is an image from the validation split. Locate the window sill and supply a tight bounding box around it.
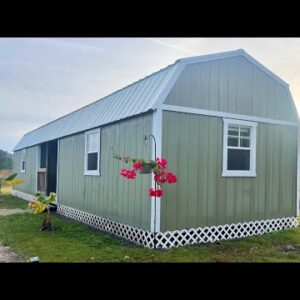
[222,171,256,177]
[84,171,100,176]
[20,170,26,173]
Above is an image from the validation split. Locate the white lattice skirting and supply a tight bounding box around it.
[57,205,155,248]
[57,205,298,249]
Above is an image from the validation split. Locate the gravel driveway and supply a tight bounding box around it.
[0,208,26,216]
[0,246,23,262]
[0,208,25,262]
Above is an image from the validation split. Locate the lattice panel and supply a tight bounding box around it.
[56,205,298,249]
[155,217,298,249]
[57,205,154,248]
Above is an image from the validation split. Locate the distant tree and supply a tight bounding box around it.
[0,150,12,170]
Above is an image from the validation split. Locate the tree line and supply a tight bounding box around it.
[0,149,12,170]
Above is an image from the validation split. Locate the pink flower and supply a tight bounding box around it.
[148,187,164,197]
[149,188,156,197]
[120,168,129,177]
[156,157,167,169]
[126,170,137,180]
[154,170,168,184]
[167,172,177,184]
[154,170,177,184]
[132,162,143,170]
[156,189,164,197]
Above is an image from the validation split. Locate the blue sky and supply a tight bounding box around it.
[1,38,300,153]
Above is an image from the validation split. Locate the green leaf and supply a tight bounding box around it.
[4,173,17,181]
[44,192,56,205]
[36,194,46,203]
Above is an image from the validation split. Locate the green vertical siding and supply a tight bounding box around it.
[164,57,297,122]
[58,114,152,230]
[160,111,297,231]
[12,146,37,195]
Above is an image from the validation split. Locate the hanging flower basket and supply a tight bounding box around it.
[113,151,177,198]
[139,163,153,174]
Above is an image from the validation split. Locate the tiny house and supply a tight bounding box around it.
[13,49,299,248]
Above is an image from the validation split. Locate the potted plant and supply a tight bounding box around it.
[113,152,177,197]
[28,192,57,231]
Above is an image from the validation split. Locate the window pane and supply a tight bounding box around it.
[22,161,26,171]
[227,149,250,170]
[240,127,250,137]
[87,133,98,152]
[21,150,26,161]
[240,138,250,148]
[228,137,238,147]
[87,153,98,170]
[228,125,239,136]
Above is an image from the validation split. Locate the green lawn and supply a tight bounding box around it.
[0,190,28,209]
[1,192,300,262]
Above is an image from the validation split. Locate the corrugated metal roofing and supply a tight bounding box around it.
[15,49,295,151]
[14,61,180,150]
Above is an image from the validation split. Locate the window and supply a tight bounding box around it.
[21,149,26,173]
[222,118,257,177]
[84,129,100,176]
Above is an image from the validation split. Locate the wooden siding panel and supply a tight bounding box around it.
[198,116,209,227]
[161,111,297,231]
[218,60,228,112]
[217,119,226,225]
[176,113,189,229]
[206,117,218,226]
[186,115,200,228]
[163,56,297,122]
[209,61,219,111]
[58,114,152,230]
[265,124,274,219]
[161,111,179,231]
[199,62,211,110]
[257,124,267,219]
[236,57,247,116]
[227,58,238,114]
[13,146,37,195]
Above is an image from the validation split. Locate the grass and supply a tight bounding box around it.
[0,189,28,209]
[1,192,300,262]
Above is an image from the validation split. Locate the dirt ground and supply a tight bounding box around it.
[0,208,26,216]
[0,208,24,262]
[0,246,23,262]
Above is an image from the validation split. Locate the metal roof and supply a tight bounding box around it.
[14,61,181,150]
[14,49,294,151]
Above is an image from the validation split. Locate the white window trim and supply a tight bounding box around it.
[222,118,257,177]
[84,128,101,176]
[21,149,26,173]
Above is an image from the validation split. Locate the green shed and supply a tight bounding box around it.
[12,49,299,248]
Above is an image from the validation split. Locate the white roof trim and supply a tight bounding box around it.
[286,88,300,123]
[152,62,185,109]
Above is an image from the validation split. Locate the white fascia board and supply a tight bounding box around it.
[152,63,185,110]
[177,49,244,65]
[286,88,300,124]
[161,104,298,127]
[239,49,289,88]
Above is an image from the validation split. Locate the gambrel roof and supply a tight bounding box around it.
[14,49,298,151]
